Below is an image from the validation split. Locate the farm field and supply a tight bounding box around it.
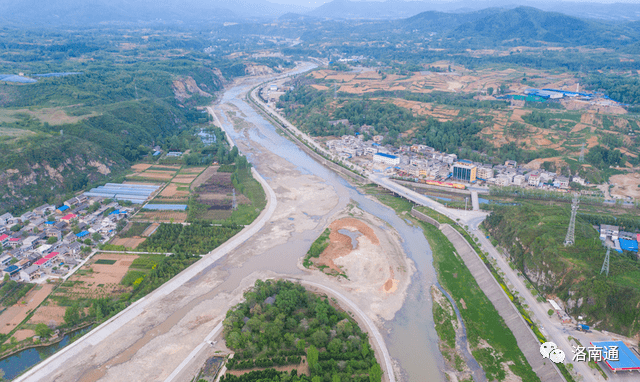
[134,210,188,223]
[51,254,139,301]
[0,284,54,336]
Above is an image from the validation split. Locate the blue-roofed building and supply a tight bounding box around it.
[373,153,400,165]
[619,238,638,252]
[76,231,90,238]
[3,264,20,277]
[590,341,640,372]
[109,209,121,216]
[57,205,70,212]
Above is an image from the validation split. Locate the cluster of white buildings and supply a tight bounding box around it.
[323,128,589,192]
[1,197,134,283]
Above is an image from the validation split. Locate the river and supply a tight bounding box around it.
[217,75,450,381]
[0,326,93,381]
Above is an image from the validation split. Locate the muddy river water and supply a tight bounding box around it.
[217,75,449,381]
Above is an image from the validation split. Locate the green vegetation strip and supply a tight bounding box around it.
[303,229,331,268]
[421,222,540,382]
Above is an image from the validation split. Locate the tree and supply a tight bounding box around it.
[47,236,58,244]
[306,345,319,371]
[64,305,80,326]
[332,376,340,382]
[92,232,103,242]
[369,363,382,382]
[35,323,53,338]
[487,87,494,96]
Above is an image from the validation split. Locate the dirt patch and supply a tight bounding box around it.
[609,173,640,199]
[142,223,160,237]
[28,302,66,327]
[11,329,36,342]
[131,164,153,171]
[0,284,54,335]
[58,254,138,300]
[135,211,188,223]
[226,358,309,377]
[179,167,206,174]
[172,175,198,184]
[111,237,146,249]
[191,166,219,190]
[316,217,380,272]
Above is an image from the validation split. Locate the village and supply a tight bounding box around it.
[324,127,591,193]
[0,192,138,284]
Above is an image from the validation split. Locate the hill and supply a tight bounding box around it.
[401,8,501,33]
[450,6,634,46]
[484,203,640,336]
[0,0,309,26]
[308,0,435,20]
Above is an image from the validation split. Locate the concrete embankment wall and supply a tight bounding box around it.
[410,208,440,229]
[439,224,564,382]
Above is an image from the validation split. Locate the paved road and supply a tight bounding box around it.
[16,168,278,382]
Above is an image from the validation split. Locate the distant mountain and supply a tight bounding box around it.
[307,0,436,20]
[401,8,502,33]
[449,6,633,46]
[0,0,310,26]
[307,0,640,21]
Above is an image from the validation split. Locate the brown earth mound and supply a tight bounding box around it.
[316,218,379,272]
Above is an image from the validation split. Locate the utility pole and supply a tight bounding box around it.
[564,193,579,246]
[600,248,611,277]
[232,188,237,210]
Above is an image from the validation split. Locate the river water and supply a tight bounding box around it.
[0,326,93,381]
[216,77,449,381]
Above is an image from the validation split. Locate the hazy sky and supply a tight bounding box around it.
[269,0,640,6]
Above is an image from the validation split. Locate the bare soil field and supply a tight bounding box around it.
[191,166,219,190]
[11,329,36,342]
[227,359,309,377]
[131,164,153,171]
[142,223,160,237]
[111,237,146,249]
[0,284,54,335]
[28,301,66,326]
[134,211,188,223]
[179,167,206,174]
[609,173,640,199]
[58,254,138,300]
[172,175,198,184]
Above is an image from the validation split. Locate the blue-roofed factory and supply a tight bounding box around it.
[590,341,640,372]
[84,183,160,204]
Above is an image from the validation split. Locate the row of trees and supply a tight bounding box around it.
[136,222,241,255]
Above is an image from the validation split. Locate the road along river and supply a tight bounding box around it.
[16,68,449,382]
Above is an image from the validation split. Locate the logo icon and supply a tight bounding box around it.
[540,342,558,359]
[549,349,566,364]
